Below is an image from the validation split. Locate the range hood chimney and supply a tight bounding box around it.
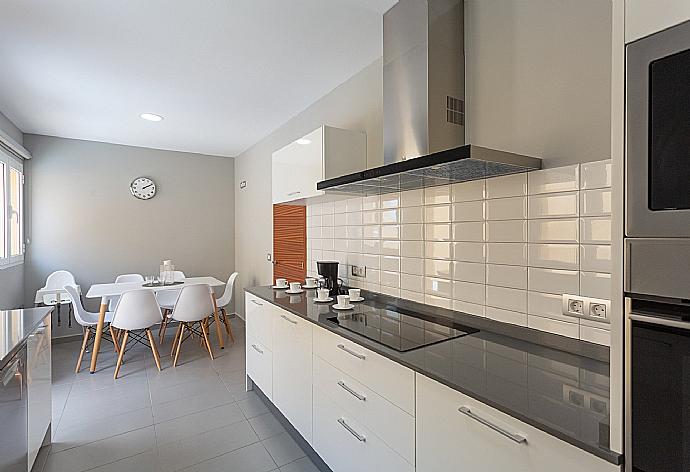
[317,0,541,196]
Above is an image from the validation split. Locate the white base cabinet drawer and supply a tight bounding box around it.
[313,356,415,465]
[246,335,272,400]
[314,326,415,415]
[416,374,619,472]
[313,387,414,472]
[245,293,275,351]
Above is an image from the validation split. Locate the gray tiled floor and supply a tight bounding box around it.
[40,318,319,472]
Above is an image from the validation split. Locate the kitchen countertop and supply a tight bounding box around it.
[246,286,622,465]
[0,307,53,369]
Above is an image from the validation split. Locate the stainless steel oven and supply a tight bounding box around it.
[626,19,690,239]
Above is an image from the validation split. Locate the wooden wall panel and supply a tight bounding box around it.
[273,204,306,283]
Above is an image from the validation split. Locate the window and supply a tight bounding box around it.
[0,149,23,267]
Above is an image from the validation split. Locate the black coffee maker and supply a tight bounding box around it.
[317,261,343,296]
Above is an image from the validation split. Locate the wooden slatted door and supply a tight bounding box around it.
[273,204,307,283]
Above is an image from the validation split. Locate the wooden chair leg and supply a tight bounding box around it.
[173,324,186,367]
[75,328,91,373]
[146,329,162,372]
[159,314,169,344]
[222,309,235,343]
[200,321,214,360]
[114,331,129,379]
[110,326,120,353]
[171,323,182,356]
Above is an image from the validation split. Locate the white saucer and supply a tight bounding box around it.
[272,285,288,290]
[303,285,318,290]
[285,289,304,294]
[350,296,364,302]
[332,304,355,310]
[314,297,333,303]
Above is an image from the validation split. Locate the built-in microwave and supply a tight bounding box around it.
[626,20,690,239]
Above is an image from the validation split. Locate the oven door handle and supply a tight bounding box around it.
[630,313,690,330]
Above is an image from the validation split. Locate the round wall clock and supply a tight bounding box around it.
[130,177,157,200]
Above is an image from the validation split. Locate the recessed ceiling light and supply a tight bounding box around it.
[296,138,311,145]
[140,113,164,122]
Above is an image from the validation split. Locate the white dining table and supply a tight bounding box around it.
[85,276,226,373]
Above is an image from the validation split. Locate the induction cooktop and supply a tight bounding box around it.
[327,306,478,352]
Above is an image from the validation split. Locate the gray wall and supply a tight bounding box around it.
[0,110,25,309]
[23,135,235,337]
[234,58,383,316]
[465,0,612,167]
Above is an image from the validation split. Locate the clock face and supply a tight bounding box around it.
[130,177,156,200]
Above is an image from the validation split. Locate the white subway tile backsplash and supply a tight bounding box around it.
[486,286,527,312]
[528,219,579,243]
[486,173,527,198]
[486,220,527,242]
[528,165,579,194]
[580,245,611,272]
[452,201,485,222]
[453,261,486,284]
[401,257,424,276]
[452,242,485,263]
[528,192,579,219]
[528,244,579,270]
[452,179,485,202]
[580,160,611,189]
[425,223,452,241]
[580,271,612,299]
[452,222,485,242]
[425,259,453,278]
[486,197,527,221]
[307,159,611,343]
[425,186,452,205]
[426,241,452,260]
[580,217,611,244]
[528,267,579,295]
[486,264,527,289]
[486,243,527,266]
[580,189,611,216]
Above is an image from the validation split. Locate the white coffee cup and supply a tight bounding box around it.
[289,282,302,292]
[305,277,317,287]
[276,278,288,288]
[317,288,330,300]
[336,295,350,307]
[348,288,361,300]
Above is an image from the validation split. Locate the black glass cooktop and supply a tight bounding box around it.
[327,306,478,352]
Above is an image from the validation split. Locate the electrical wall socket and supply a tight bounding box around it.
[351,265,366,278]
[561,294,611,324]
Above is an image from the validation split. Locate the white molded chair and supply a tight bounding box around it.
[170,284,215,366]
[36,270,78,327]
[207,272,238,343]
[110,289,163,379]
[108,274,145,311]
[65,285,117,373]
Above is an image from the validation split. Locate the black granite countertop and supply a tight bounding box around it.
[246,286,622,465]
[0,307,53,369]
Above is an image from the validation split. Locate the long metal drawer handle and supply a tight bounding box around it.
[251,299,263,306]
[251,344,264,354]
[287,191,302,196]
[337,344,366,360]
[338,418,366,442]
[338,380,366,401]
[458,407,527,444]
[281,314,298,325]
[630,313,690,330]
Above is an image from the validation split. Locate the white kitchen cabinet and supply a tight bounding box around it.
[272,308,313,442]
[245,293,274,351]
[271,125,366,204]
[245,293,275,398]
[416,374,619,472]
[626,0,690,43]
[27,317,51,471]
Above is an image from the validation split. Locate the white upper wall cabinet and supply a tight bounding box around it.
[272,125,366,204]
[626,0,690,43]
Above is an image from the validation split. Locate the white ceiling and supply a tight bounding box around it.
[0,0,396,157]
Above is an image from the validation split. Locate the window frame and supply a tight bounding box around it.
[0,148,24,268]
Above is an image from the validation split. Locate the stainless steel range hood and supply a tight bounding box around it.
[317,0,541,196]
